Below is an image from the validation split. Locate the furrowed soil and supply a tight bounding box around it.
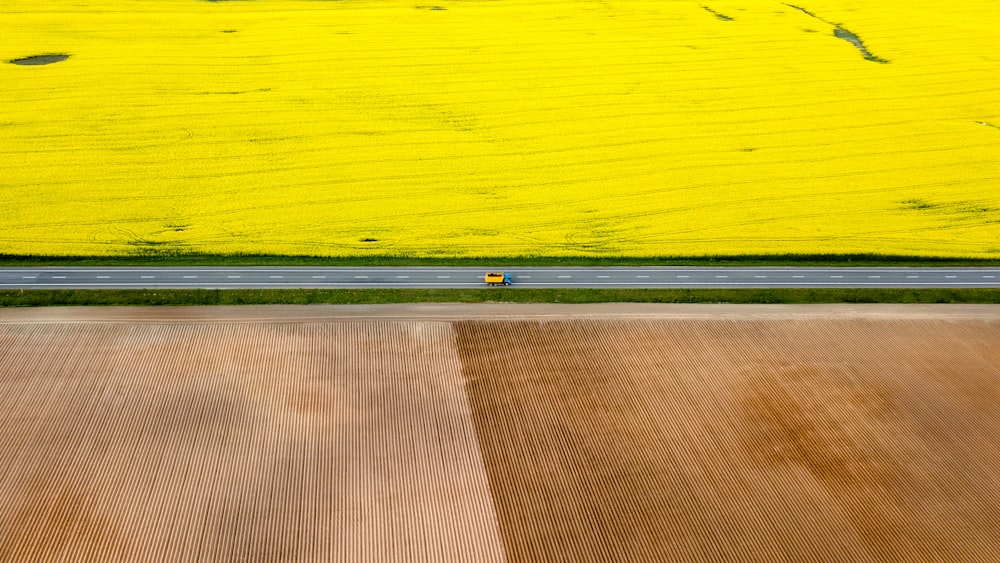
[1,304,999,561]
[452,310,1000,562]
[0,319,503,562]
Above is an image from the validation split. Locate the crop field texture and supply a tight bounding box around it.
[0,320,505,561]
[1,0,998,259]
[1,306,999,561]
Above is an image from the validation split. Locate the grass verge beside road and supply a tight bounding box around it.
[3,288,1000,307]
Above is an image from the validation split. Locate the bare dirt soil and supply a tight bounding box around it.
[0,320,503,562]
[453,312,1000,562]
[1,305,998,562]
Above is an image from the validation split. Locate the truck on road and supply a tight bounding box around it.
[484,272,512,286]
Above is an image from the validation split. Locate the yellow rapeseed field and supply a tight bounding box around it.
[2,0,998,258]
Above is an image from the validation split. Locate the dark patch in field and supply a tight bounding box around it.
[739,363,901,488]
[902,199,938,210]
[702,6,733,21]
[415,5,447,10]
[900,199,1000,224]
[9,54,70,66]
[0,473,125,560]
[834,27,888,63]
[221,29,239,33]
[124,238,187,258]
[784,3,817,18]
[360,238,379,243]
[785,3,889,63]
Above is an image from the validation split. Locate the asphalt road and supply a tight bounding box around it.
[2,267,1000,289]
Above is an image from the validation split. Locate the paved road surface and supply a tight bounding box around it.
[2,267,1000,289]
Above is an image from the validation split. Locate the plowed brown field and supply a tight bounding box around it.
[0,320,503,562]
[1,305,999,562]
[454,316,1000,562]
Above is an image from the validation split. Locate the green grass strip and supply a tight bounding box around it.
[3,288,1000,307]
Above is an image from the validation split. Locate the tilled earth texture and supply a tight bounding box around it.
[1,305,999,562]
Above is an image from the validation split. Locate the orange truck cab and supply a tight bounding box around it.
[484,272,512,286]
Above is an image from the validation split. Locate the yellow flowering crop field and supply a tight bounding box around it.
[2,0,998,258]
